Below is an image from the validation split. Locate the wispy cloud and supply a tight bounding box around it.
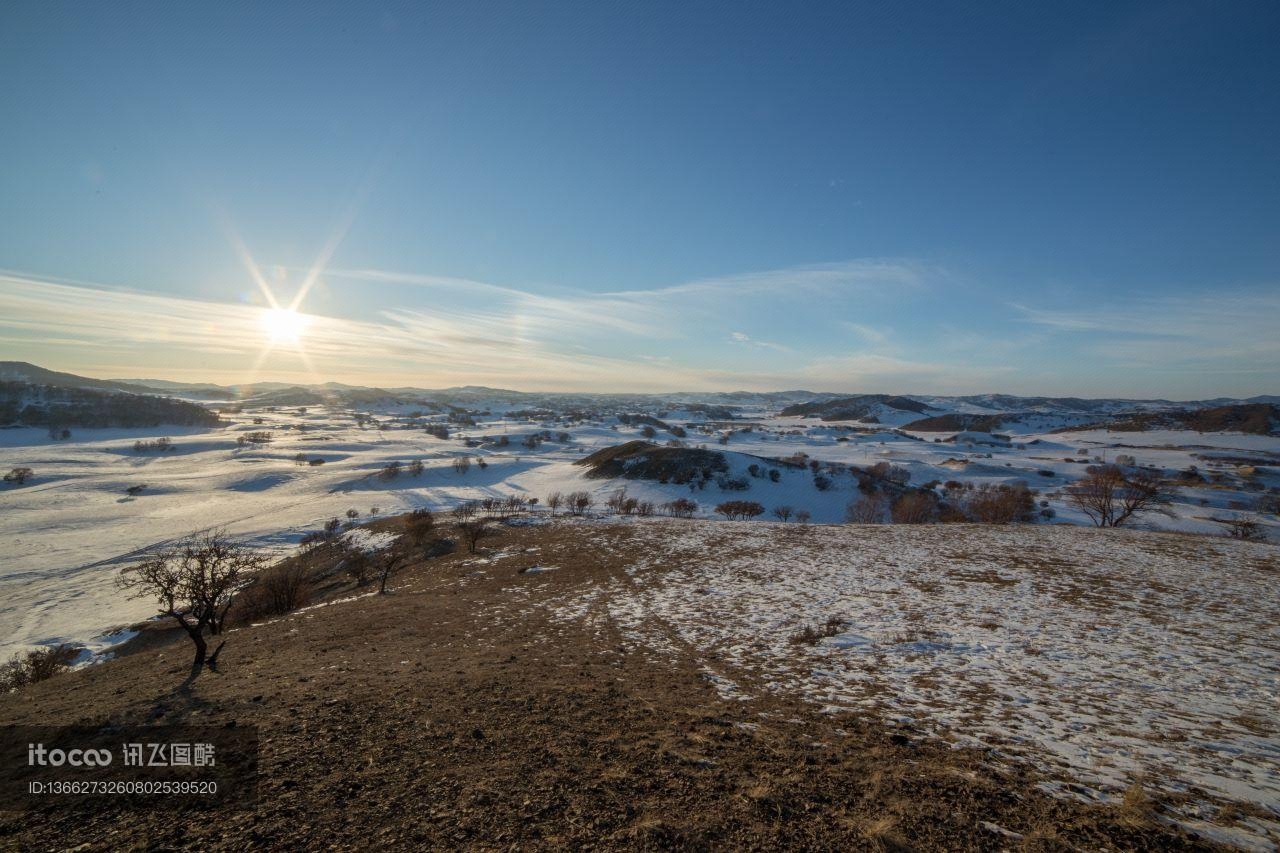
[1013,290,1280,371]
[727,331,793,353]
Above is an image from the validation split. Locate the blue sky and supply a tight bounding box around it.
[1,1,1277,396]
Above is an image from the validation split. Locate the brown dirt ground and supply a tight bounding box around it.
[0,517,1216,851]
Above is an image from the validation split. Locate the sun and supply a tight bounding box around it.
[261,307,308,343]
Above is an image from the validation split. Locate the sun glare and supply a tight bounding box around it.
[261,307,308,343]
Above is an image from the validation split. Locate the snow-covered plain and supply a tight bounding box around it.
[542,521,1280,849]
[1,398,1277,663]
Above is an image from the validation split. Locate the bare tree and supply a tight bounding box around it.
[408,458,425,476]
[1065,465,1170,527]
[451,501,480,522]
[844,495,887,524]
[568,491,593,516]
[453,455,471,475]
[547,492,564,514]
[117,530,267,674]
[794,509,812,524]
[376,549,412,593]
[455,519,490,554]
[772,505,794,522]
[606,488,630,514]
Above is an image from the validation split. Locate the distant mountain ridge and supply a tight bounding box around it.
[0,362,155,395]
[2,362,1274,433]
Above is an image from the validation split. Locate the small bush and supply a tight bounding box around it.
[959,483,1035,524]
[789,616,847,645]
[664,498,698,518]
[845,495,886,524]
[234,562,312,622]
[1,644,78,692]
[568,491,593,516]
[1216,518,1267,541]
[715,500,765,520]
[891,492,937,524]
[5,467,35,485]
[869,461,910,485]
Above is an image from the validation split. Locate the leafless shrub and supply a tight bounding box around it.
[547,492,564,514]
[605,488,628,513]
[957,483,1035,524]
[664,497,698,518]
[794,509,811,524]
[891,492,937,524]
[342,548,372,586]
[772,505,793,522]
[1215,518,1267,541]
[407,508,436,551]
[844,495,887,524]
[234,562,311,622]
[715,500,765,520]
[789,616,847,645]
[453,455,471,474]
[1,644,79,692]
[869,461,911,485]
[4,467,34,485]
[568,491,593,516]
[376,549,412,594]
[455,519,491,554]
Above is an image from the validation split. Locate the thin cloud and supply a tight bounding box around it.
[728,331,793,353]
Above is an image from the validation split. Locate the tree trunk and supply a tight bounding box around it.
[189,629,207,672]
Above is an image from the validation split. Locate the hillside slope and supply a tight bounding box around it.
[2,518,1274,849]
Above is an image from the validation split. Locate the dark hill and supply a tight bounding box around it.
[575,440,728,483]
[903,413,1006,432]
[780,394,932,421]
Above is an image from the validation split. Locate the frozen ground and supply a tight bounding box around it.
[1,400,1277,661]
[542,521,1280,849]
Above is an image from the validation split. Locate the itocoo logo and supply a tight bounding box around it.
[27,743,113,767]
